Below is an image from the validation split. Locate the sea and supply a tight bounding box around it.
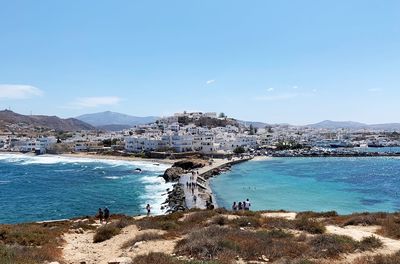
[210,157,400,214]
[0,154,172,224]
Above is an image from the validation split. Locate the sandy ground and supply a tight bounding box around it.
[62,220,178,264]
[62,214,400,264]
[261,212,297,220]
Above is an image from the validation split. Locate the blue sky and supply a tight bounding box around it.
[1,1,399,125]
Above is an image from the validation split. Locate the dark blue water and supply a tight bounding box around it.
[211,157,400,214]
[0,154,171,224]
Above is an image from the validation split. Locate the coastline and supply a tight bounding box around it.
[59,152,176,165]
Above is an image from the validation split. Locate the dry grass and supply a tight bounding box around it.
[132,252,219,264]
[263,216,325,234]
[308,234,382,259]
[353,251,400,264]
[293,217,326,234]
[0,222,68,264]
[175,225,307,262]
[296,211,338,219]
[122,232,164,248]
[379,215,400,239]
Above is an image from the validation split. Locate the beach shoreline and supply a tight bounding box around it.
[59,152,176,165]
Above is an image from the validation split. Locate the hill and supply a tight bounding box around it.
[0,110,95,131]
[237,120,269,128]
[76,111,159,128]
[306,120,400,130]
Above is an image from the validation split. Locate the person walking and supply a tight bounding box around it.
[104,207,110,224]
[146,204,151,216]
[238,202,243,210]
[97,208,104,224]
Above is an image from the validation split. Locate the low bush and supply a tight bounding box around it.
[308,234,359,258]
[359,236,383,251]
[210,215,227,226]
[230,216,261,228]
[184,211,218,224]
[132,252,180,264]
[135,213,183,232]
[308,234,382,259]
[93,224,120,243]
[293,217,326,234]
[0,244,60,264]
[175,225,306,262]
[353,251,400,264]
[379,216,400,239]
[296,211,338,219]
[342,214,379,226]
[263,217,293,229]
[122,232,164,248]
[133,252,220,264]
[0,223,66,246]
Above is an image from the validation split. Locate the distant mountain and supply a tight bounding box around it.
[237,120,269,128]
[0,110,95,131]
[307,120,367,129]
[76,111,159,128]
[306,120,400,130]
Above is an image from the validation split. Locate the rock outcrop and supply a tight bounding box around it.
[172,159,206,170]
[162,167,185,182]
[165,184,186,212]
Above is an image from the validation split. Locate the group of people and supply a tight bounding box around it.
[97,207,110,224]
[96,204,152,224]
[232,198,251,211]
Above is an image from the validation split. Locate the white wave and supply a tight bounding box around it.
[104,176,122,180]
[0,153,169,173]
[0,180,11,185]
[139,175,173,215]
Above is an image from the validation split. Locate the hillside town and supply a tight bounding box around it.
[1,111,400,157]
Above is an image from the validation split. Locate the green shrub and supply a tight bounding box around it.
[230,216,261,228]
[296,211,338,219]
[308,234,359,258]
[93,224,120,243]
[359,236,383,251]
[294,217,325,234]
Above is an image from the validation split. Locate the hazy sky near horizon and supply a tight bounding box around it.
[1,1,400,125]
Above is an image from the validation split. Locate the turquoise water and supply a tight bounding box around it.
[210,157,400,214]
[0,154,172,224]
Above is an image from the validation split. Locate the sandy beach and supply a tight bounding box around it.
[60,152,176,165]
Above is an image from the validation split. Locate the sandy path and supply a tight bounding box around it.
[62,224,177,264]
[261,212,297,220]
[326,225,400,263]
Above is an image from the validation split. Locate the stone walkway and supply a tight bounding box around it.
[179,173,206,209]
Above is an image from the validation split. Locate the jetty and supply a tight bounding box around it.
[178,156,252,210]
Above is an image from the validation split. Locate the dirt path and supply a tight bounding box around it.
[62,223,177,264]
[326,225,400,263]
